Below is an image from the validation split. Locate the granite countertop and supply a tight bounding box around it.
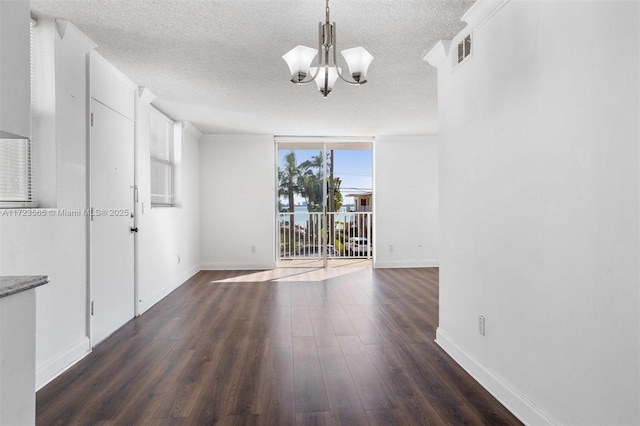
[0,275,49,298]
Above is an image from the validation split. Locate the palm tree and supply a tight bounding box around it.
[299,151,343,247]
[301,151,341,211]
[300,151,325,212]
[299,152,324,241]
[331,176,343,211]
[278,151,303,251]
[279,150,344,253]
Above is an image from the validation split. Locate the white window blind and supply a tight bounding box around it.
[150,106,174,206]
[0,133,32,204]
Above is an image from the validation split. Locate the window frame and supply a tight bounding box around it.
[149,105,175,207]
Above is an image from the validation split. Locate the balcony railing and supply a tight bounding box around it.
[278,211,372,261]
[351,206,372,213]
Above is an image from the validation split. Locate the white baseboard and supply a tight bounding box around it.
[178,265,201,286]
[37,266,201,390]
[200,261,276,270]
[435,328,558,425]
[374,259,439,268]
[138,265,200,315]
[36,337,91,390]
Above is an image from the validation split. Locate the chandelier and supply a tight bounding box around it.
[282,0,374,97]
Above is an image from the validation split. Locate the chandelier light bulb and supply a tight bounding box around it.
[282,46,319,83]
[310,66,341,97]
[341,47,374,83]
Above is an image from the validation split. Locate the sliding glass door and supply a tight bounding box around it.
[276,139,372,268]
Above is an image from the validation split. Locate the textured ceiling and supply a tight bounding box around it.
[30,0,474,136]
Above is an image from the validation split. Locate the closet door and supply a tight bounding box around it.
[90,98,135,345]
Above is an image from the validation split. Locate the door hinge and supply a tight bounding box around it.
[90,113,94,127]
[91,301,94,316]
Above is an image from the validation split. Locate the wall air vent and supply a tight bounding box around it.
[457,34,472,64]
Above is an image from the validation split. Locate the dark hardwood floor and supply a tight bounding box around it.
[37,267,522,425]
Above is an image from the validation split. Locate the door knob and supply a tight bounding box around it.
[130,227,138,233]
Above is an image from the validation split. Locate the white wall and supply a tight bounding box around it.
[1,20,93,389]
[200,134,276,270]
[0,0,30,137]
[1,13,202,393]
[136,89,201,314]
[375,135,439,268]
[198,135,437,269]
[430,0,639,424]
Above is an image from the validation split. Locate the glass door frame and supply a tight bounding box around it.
[275,136,374,268]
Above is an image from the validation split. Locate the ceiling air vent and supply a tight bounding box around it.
[457,34,472,64]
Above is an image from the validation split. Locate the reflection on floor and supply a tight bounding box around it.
[36,268,522,425]
[211,267,370,283]
[277,258,373,269]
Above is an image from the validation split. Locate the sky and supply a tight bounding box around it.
[277,148,372,207]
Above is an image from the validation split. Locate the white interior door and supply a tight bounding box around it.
[90,98,135,346]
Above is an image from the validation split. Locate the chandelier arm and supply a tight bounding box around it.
[331,22,366,85]
[294,68,321,85]
[323,66,329,97]
[292,22,324,85]
[294,65,321,85]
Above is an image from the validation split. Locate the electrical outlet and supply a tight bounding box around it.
[479,316,485,336]
[389,244,394,252]
[251,245,256,253]
[177,255,181,264]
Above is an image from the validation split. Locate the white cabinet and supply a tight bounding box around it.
[0,276,48,425]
